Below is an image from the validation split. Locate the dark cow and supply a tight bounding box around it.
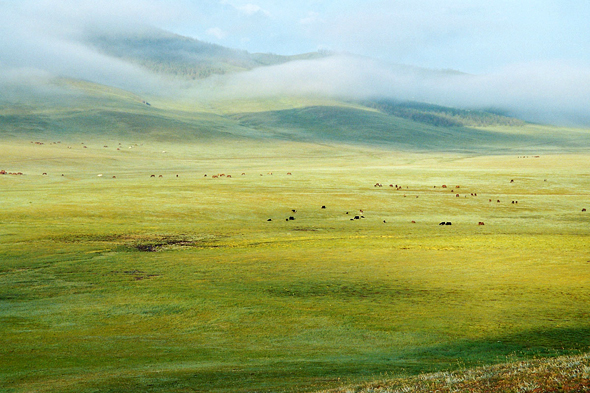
[267,219,272,222]
[478,222,485,226]
[354,216,360,220]
[445,222,452,225]
[321,206,326,209]
[150,175,156,178]
[292,209,297,213]
[288,216,295,221]
[439,222,446,225]
[582,208,587,212]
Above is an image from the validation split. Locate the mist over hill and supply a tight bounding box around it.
[1,17,590,127]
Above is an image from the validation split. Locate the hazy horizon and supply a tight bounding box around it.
[1,0,590,126]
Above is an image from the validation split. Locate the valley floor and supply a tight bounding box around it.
[1,139,589,392]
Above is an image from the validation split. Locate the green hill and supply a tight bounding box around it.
[86,28,329,79]
[1,78,589,154]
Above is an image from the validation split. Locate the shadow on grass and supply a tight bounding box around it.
[75,327,590,393]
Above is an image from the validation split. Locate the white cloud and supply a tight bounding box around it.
[235,3,271,17]
[299,12,324,25]
[206,27,228,39]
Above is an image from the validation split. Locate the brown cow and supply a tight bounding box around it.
[583,208,587,212]
[150,175,155,178]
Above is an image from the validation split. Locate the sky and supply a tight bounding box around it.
[1,0,590,125]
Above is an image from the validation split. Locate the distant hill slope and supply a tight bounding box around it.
[365,100,526,128]
[1,78,588,153]
[86,28,329,79]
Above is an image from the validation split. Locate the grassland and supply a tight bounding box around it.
[1,85,590,392]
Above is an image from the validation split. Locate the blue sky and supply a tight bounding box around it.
[158,0,590,73]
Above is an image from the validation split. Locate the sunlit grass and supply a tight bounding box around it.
[1,136,589,392]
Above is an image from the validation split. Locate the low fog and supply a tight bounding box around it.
[1,1,590,126]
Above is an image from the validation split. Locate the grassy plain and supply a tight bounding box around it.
[1,88,590,392]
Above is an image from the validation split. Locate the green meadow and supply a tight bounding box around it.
[1,87,590,392]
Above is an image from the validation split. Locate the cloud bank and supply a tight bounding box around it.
[1,0,589,126]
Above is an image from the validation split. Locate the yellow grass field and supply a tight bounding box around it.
[1,133,589,392]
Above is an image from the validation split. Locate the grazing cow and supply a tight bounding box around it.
[442,185,447,188]
[411,220,416,223]
[112,176,116,179]
[445,222,452,225]
[287,172,292,175]
[242,173,246,175]
[346,212,349,215]
[212,175,218,178]
[83,146,87,149]
[150,175,155,178]
[288,216,295,221]
[176,175,179,178]
[227,175,232,178]
[583,209,587,212]
[390,184,394,187]
[354,216,360,220]
[267,219,272,222]
[456,186,460,188]
[321,206,326,209]
[204,174,207,177]
[510,179,514,183]
[497,200,501,203]
[489,199,492,202]
[439,222,446,225]
[159,175,163,178]
[292,209,297,213]
[456,194,460,197]
[478,222,485,225]
[0,170,5,175]
[359,209,364,213]
[42,173,47,176]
